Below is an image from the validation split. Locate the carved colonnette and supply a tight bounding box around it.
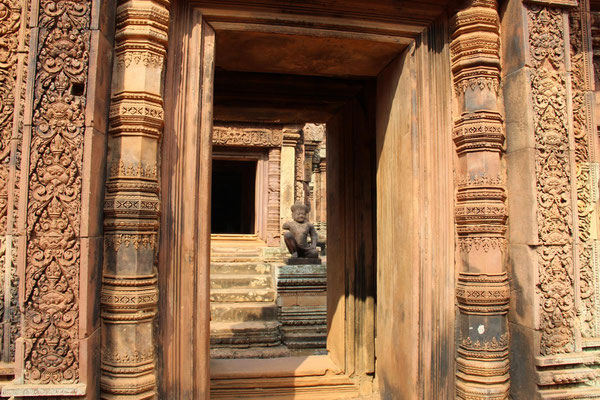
[451,0,510,398]
[101,0,168,397]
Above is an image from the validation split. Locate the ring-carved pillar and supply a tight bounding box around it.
[451,1,510,398]
[100,0,169,397]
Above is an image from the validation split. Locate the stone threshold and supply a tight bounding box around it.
[210,354,341,379]
[211,234,267,248]
[210,355,359,399]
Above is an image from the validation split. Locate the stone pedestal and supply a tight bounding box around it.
[277,264,327,351]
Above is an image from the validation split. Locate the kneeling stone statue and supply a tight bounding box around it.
[282,203,321,264]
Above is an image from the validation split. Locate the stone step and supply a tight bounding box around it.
[210,288,275,303]
[281,327,327,349]
[211,302,278,322]
[210,345,291,359]
[210,321,282,348]
[282,325,327,345]
[210,274,273,290]
[210,262,271,275]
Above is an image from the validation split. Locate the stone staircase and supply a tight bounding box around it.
[210,247,288,359]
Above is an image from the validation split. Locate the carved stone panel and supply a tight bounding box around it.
[0,0,27,366]
[19,0,93,384]
[213,124,283,147]
[527,4,576,356]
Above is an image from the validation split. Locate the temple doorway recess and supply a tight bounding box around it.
[211,158,257,235]
[160,3,454,399]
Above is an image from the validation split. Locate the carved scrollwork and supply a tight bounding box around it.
[212,124,283,147]
[23,0,91,383]
[0,0,24,363]
[569,4,598,342]
[527,4,577,355]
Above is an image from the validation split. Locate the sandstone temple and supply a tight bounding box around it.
[2,0,600,398]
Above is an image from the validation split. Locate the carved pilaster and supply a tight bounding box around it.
[569,0,599,344]
[0,0,27,369]
[7,0,98,387]
[525,5,577,358]
[280,126,301,226]
[101,0,168,397]
[267,148,281,246]
[451,1,510,398]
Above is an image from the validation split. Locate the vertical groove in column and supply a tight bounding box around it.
[451,0,510,398]
[100,0,169,397]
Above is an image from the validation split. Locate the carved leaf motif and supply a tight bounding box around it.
[24,0,90,384]
[528,5,576,355]
[569,6,597,339]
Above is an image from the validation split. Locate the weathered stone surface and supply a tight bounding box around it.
[211,303,279,322]
[285,257,322,265]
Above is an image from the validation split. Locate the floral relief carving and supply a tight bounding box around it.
[24,0,91,383]
[569,5,598,340]
[0,0,24,363]
[528,5,576,355]
[213,125,283,147]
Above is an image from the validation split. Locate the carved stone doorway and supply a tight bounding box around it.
[159,3,454,399]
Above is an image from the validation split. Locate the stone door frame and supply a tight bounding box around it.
[211,148,269,241]
[158,2,456,398]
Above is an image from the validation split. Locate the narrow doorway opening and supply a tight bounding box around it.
[211,159,257,234]
[207,67,377,397]
[209,119,329,360]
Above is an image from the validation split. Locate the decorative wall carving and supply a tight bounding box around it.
[213,124,283,147]
[20,0,92,383]
[570,0,600,341]
[267,148,281,246]
[0,0,26,364]
[527,4,577,355]
[451,1,510,398]
[294,138,304,203]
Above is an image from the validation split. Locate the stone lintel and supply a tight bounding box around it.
[524,0,578,7]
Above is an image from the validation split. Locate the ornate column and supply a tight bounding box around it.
[100,0,168,397]
[451,1,510,398]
